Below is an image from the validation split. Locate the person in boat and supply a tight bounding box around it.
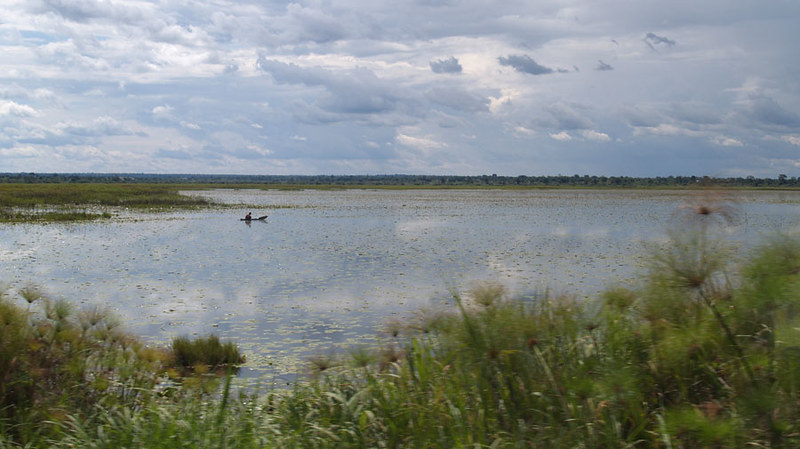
[244,212,252,220]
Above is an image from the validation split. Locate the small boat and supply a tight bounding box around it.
[241,215,268,221]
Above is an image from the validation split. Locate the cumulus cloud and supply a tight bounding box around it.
[549,131,572,141]
[152,105,174,120]
[430,57,462,74]
[582,130,611,142]
[498,54,561,75]
[0,100,38,117]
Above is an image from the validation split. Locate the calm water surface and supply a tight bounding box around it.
[2,189,799,382]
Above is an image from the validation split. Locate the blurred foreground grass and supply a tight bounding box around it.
[3,194,800,447]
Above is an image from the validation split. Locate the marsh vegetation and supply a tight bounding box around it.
[0,183,212,222]
[3,191,800,447]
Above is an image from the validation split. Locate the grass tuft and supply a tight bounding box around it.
[170,334,245,371]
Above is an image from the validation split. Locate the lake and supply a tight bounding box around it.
[2,188,799,383]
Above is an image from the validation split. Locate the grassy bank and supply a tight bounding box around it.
[3,202,800,447]
[0,183,212,222]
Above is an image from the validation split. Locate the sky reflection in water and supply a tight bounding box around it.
[2,189,800,383]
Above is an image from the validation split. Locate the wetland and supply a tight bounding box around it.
[2,187,800,383]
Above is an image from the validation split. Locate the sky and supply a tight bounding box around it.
[1,0,799,177]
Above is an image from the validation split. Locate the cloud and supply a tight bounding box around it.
[711,136,743,147]
[0,100,38,117]
[60,116,136,137]
[181,121,201,130]
[549,131,572,141]
[498,54,559,75]
[595,60,613,71]
[632,123,705,138]
[0,85,56,101]
[430,56,462,74]
[582,130,611,142]
[4,0,800,176]
[666,103,723,126]
[537,102,595,130]
[155,148,195,160]
[740,93,800,129]
[426,87,489,113]
[396,132,447,151]
[282,3,349,44]
[782,135,800,146]
[152,105,174,120]
[256,57,408,117]
[644,32,676,51]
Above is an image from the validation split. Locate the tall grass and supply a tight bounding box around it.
[170,334,245,372]
[3,193,800,447]
[0,291,245,446]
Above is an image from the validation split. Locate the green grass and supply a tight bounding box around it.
[4,197,800,447]
[0,183,212,222]
[170,334,245,371]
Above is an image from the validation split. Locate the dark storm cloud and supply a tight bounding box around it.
[498,54,556,75]
[430,56,462,74]
[644,32,676,51]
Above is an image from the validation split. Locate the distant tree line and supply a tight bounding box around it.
[1,172,798,188]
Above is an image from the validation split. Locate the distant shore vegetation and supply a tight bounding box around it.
[3,194,800,447]
[1,172,798,222]
[4,172,797,222]
[2,171,799,189]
